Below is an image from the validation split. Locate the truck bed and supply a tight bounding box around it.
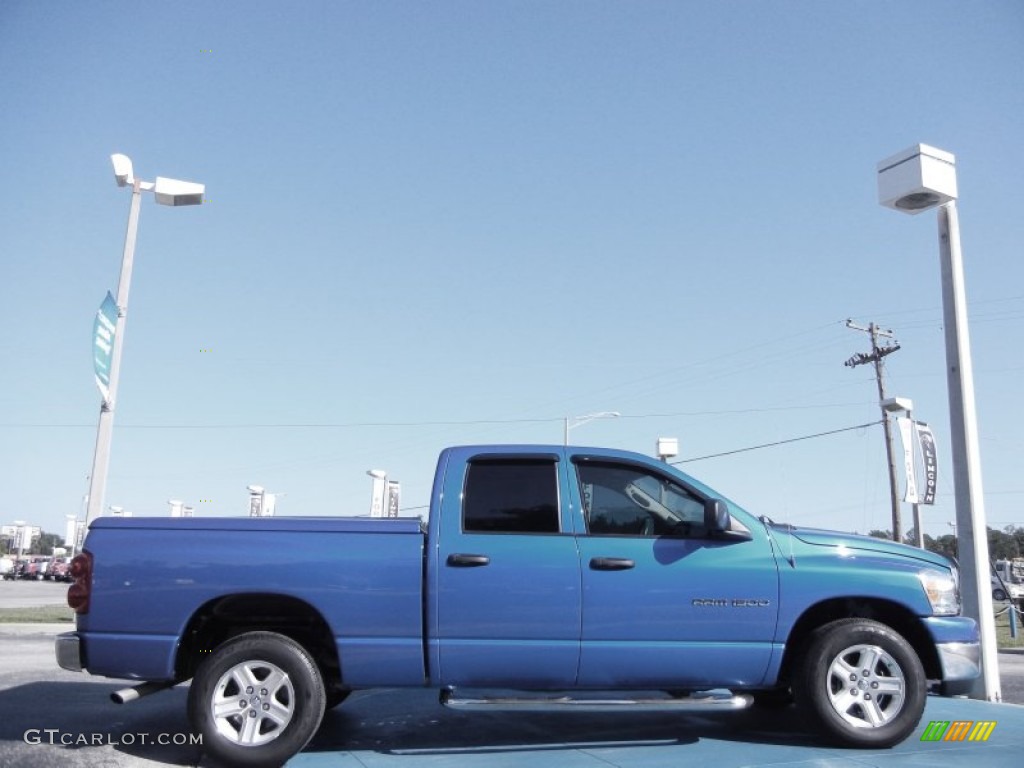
[78,516,426,684]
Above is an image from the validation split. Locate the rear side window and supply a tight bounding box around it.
[463,459,560,534]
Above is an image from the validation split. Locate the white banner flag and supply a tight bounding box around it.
[369,473,386,517]
[895,417,919,504]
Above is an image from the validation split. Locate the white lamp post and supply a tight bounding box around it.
[84,155,205,527]
[877,144,999,701]
[367,470,387,517]
[564,411,620,445]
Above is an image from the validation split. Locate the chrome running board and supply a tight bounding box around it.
[440,688,753,713]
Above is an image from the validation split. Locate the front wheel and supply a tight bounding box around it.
[188,631,326,767]
[794,618,925,748]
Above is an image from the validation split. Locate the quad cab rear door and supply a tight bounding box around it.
[428,447,582,688]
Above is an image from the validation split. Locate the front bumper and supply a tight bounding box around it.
[922,616,981,695]
[935,641,981,694]
[55,631,83,672]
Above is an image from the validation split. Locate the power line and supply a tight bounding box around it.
[0,402,874,431]
[671,421,882,464]
[2,400,878,432]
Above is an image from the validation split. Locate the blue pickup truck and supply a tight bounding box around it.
[57,444,980,766]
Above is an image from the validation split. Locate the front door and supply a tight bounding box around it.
[571,455,780,689]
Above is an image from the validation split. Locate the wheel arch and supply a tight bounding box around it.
[176,593,342,691]
[777,597,941,685]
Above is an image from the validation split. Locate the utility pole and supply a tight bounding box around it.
[845,320,903,543]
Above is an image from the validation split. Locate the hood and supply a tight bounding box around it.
[777,525,954,570]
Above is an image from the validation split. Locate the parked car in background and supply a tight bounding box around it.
[0,556,13,580]
[20,557,51,580]
[16,557,35,581]
[992,574,1024,603]
[48,557,72,582]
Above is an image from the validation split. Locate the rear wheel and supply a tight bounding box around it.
[188,631,325,767]
[794,618,925,748]
[993,588,1007,602]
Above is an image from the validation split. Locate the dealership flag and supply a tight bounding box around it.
[369,473,386,517]
[386,480,401,518]
[93,292,118,401]
[916,422,938,505]
[895,417,919,504]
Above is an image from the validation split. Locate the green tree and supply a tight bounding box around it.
[35,532,64,556]
[927,534,958,560]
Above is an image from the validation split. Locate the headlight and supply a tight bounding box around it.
[919,569,960,616]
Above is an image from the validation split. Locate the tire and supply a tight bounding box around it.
[793,618,925,748]
[993,588,1007,602]
[188,631,326,768]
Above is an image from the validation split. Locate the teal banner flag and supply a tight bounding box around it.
[93,292,117,401]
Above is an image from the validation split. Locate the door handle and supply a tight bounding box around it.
[590,557,635,571]
[446,553,491,567]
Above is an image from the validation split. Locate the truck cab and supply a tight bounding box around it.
[428,446,776,690]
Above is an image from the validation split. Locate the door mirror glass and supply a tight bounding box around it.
[704,498,731,532]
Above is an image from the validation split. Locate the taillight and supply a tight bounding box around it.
[67,552,93,614]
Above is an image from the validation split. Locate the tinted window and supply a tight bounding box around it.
[463,460,560,533]
[576,461,704,536]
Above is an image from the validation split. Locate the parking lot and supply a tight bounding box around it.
[2,580,1024,767]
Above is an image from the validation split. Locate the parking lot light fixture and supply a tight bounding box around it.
[656,437,679,462]
[877,144,999,702]
[84,155,204,528]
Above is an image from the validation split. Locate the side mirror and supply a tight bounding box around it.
[703,498,753,542]
[703,498,730,532]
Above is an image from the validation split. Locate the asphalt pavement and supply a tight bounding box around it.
[0,578,74,608]
[2,580,1024,768]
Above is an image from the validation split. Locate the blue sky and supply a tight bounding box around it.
[2,1,1022,542]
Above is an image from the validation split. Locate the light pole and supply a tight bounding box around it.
[563,411,620,445]
[877,143,999,701]
[64,515,78,558]
[84,155,204,527]
[366,470,387,517]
